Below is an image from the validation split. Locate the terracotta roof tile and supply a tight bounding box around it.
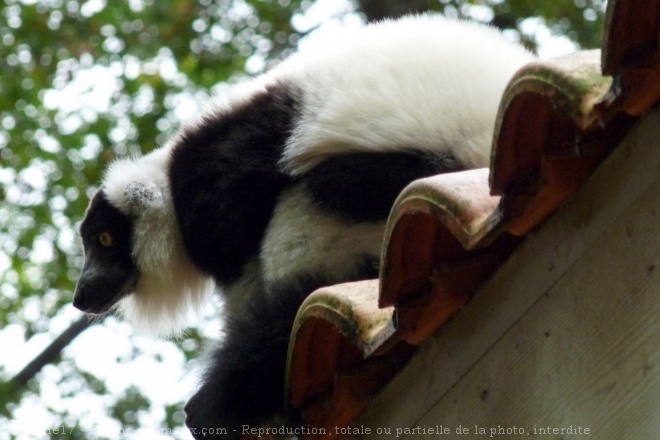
[598,0,660,116]
[378,169,519,345]
[286,281,413,434]
[287,279,395,408]
[490,50,635,236]
[601,0,660,75]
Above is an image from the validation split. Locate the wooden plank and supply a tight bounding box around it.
[411,172,660,438]
[350,109,660,437]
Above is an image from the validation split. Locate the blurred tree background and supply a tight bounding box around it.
[0,0,606,439]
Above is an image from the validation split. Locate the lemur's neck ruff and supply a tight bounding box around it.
[103,146,213,335]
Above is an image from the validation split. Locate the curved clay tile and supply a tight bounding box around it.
[378,168,519,344]
[602,0,660,75]
[490,50,635,236]
[599,0,660,117]
[286,280,413,437]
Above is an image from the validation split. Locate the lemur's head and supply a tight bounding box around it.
[74,189,138,315]
[73,147,212,335]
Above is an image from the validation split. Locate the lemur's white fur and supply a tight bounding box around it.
[219,187,385,318]
[97,15,533,334]
[260,186,386,285]
[103,146,214,335]
[273,14,534,174]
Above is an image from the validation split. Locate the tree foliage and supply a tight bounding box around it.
[0,1,606,438]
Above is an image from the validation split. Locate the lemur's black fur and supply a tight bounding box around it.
[169,84,300,284]
[169,84,461,437]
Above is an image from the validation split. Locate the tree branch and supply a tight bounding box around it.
[12,315,95,388]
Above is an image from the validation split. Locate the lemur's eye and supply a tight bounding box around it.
[99,231,113,248]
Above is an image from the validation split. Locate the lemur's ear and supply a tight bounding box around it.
[123,180,164,216]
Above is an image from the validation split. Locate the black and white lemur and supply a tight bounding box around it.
[73,14,533,439]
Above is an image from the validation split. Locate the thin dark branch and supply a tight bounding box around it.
[12,315,95,388]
